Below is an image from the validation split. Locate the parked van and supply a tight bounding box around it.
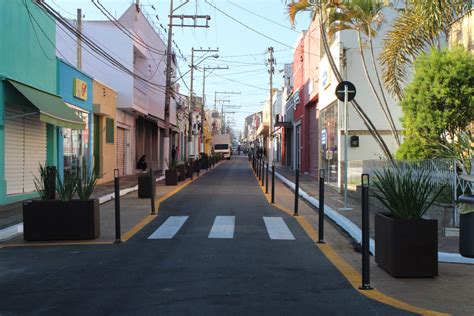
[213,134,232,159]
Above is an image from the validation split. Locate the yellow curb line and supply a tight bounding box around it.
[122,160,225,242]
[1,162,225,249]
[248,161,447,316]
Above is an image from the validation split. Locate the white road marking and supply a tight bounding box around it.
[208,216,235,239]
[148,216,189,239]
[263,217,295,240]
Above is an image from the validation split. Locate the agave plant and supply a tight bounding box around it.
[77,170,97,201]
[57,170,77,201]
[33,164,56,200]
[372,167,445,220]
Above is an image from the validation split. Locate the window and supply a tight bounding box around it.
[106,118,114,144]
[215,144,229,150]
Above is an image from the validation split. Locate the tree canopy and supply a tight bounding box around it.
[396,47,474,160]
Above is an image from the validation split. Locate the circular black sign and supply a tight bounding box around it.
[335,81,356,102]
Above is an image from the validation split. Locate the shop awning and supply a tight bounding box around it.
[274,121,292,128]
[8,80,85,130]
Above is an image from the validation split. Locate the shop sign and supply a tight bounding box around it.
[73,78,88,101]
[322,68,331,90]
[321,128,327,145]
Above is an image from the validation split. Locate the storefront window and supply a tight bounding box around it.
[320,103,338,186]
[64,106,89,176]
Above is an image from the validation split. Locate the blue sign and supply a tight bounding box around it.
[321,128,327,145]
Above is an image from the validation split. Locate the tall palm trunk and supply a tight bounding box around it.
[368,31,401,146]
[318,12,393,159]
[357,31,401,146]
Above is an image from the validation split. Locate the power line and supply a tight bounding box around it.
[91,0,166,55]
[227,1,300,33]
[210,72,268,91]
[39,1,168,94]
[205,0,294,49]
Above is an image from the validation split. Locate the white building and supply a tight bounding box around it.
[318,7,403,188]
[56,4,178,175]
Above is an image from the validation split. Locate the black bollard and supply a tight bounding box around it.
[318,169,325,244]
[261,160,264,186]
[196,160,200,177]
[294,168,299,216]
[114,169,122,243]
[271,163,275,204]
[150,168,156,215]
[258,159,261,180]
[190,159,194,181]
[265,163,269,194]
[359,174,373,290]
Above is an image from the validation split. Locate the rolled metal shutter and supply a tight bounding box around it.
[4,105,25,195]
[116,127,126,176]
[309,105,318,176]
[4,104,46,195]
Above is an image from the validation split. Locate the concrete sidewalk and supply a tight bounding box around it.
[267,167,474,316]
[275,164,460,254]
[0,163,222,245]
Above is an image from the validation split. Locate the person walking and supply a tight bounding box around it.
[171,145,177,164]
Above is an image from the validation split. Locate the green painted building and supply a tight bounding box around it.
[0,0,83,205]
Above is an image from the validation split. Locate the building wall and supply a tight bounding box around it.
[318,7,403,188]
[93,80,117,184]
[0,1,58,204]
[449,10,474,52]
[56,20,134,112]
[0,0,57,94]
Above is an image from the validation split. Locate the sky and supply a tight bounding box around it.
[47,0,312,134]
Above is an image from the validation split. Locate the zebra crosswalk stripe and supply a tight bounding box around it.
[148,216,188,239]
[263,217,295,240]
[208,216,235,239]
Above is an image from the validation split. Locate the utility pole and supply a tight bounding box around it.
[188,47,219,159]
[163,0,210,170]
[268,47,275,163]
[201,66,228,154]
[214,91,241,134]
[76,8,82,69]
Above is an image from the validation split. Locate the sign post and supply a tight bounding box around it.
[335,81,356,211]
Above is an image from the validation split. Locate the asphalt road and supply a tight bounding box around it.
[0,156,413,315]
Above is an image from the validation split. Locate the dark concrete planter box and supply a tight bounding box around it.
[185,165,193,178]
[165,169,178,186]
[460,212,474,258]
[23,199,100,241]
[177,165,186,181]
[375,212,438,278]
[138,173,156,198]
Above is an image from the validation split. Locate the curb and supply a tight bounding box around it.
[275,171,474,265]
[0,175,166,242]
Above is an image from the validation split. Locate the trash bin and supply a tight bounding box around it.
[138,172,156,198]
[458,194,474,258]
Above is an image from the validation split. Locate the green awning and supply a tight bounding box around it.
[8,80,85,130]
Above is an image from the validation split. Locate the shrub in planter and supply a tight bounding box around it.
[372,167,444,277]
[24,168,100,241]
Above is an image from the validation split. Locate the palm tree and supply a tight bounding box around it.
[327,0,401,146]
[288,0,394,159]
[380,0,472,100]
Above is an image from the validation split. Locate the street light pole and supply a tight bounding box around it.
[201,66,228,155]
[268,47,274,163]
[163,0,174,171]
[187,48,219,159]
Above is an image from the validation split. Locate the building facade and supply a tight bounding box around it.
[318,8,402,188]
[93,80,117,184]
[57,59,93,180]
[0,1,83,204]
[56,4,177,175]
